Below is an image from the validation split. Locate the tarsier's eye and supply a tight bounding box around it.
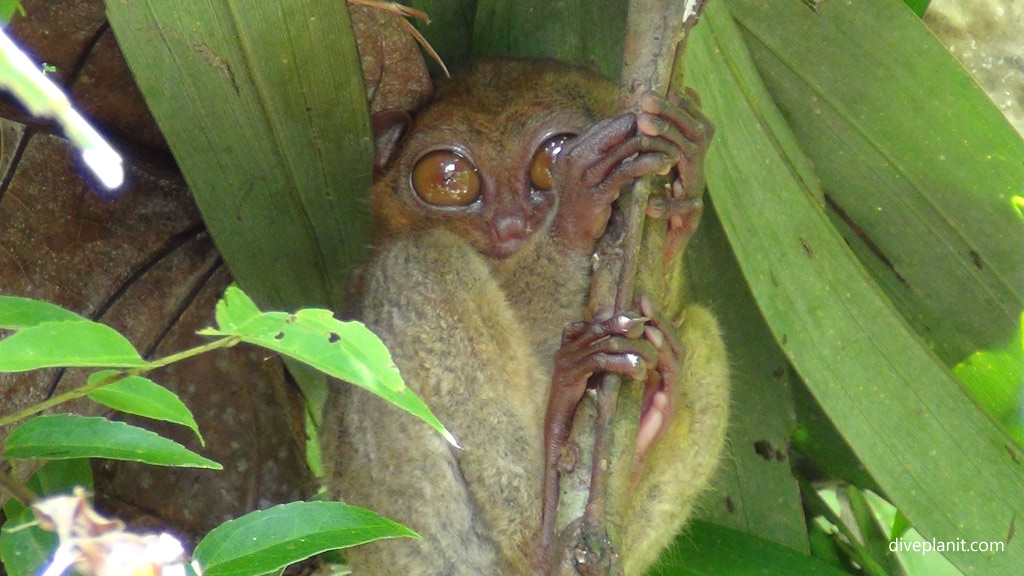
[412,150,481,207]
[528,134,573,191]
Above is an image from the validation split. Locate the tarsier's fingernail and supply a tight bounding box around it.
[624,316,648,339]
[645,325,665,349]
[635,405,664,458]
[638,114,659,136]
[640,294,656,318]
[652,390,670,411]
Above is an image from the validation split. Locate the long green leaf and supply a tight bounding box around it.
[688,3,1024,574]
[0,321,147,371]
[4,415,221,469]
[0,296,85,328]
[193,501,416,576]
[688,204,807,551]
[201,287,455,446]
[87,370,204,445]
[103,1,372,314]
[470,0,625,78]
[727,0,1024,365]
[650,520,849,576]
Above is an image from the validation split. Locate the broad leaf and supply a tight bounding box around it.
[202,287,455,446]
[87,370,204,445]
[0,321,147,371]
[0,504,55,576]
[193,501,417,576]
[688,4,1024,574]
[0,296,85,328]
[4,415,220,469]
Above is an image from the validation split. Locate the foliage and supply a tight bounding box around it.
[0,289,434,576]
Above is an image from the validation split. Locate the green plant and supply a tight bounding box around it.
[0,287,451,576]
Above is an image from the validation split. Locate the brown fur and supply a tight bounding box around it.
[321,60,728,576]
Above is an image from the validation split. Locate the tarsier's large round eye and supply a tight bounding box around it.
[412,150,481,207]
[528,134,573,191]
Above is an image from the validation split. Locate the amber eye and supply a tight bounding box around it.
[528,134,573,191]
[411,150,481,207]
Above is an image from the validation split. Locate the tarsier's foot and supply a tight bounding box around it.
[637,88,714,262]
[541,309,658,552]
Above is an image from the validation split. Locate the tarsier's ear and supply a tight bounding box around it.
[372,111,412,171]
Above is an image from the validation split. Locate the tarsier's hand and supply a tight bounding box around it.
[640,88,714,262]
[551,89,714,257]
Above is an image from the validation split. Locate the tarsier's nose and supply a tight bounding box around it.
[494,215,526,242]
[491,215,527,258]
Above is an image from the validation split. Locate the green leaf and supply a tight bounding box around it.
[688,3,1024,574]
[650,520,850,576]
[688,203,807,551]
[202,287,456,446]
[0,504,55,576]
[0,296,86,329]
[727,0,1024,366]
[902,0,930,17]
[103,2,372,314]
[0,1,25,25]
[193,501,416,576]
[0,321,148,371]
[28,459,94,495]
[407,0,476,74]
[87,370,204,445]
[4,415,221,469]
[470,0,625,78]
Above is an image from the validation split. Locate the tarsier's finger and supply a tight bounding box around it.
[579,133,676,188]
[563,314,647,348]
[562,114,636,164]
[645,196,702,220]
[640,90,712,146]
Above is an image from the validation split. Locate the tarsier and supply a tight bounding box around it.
[322,59,729,576]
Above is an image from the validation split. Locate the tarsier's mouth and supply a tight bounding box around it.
[490,236,526,259]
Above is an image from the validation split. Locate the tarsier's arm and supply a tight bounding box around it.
[540,87,728,575]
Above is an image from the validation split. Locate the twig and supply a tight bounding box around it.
[549,1,709,574]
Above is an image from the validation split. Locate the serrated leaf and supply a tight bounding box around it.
[4,415,220,469]
[0,296,86,329]
[0,321,148,372]
[87,370,204,445]
[193,501,416,576]
[650,520,849,576]
[202,287,455,446]
[0,504,56,576]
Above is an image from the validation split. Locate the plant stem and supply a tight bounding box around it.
[0,466,37,505]
[0,336,239,428]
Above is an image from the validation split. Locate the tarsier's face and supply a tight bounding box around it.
[402,126,574,259]
[374,60,614,259]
